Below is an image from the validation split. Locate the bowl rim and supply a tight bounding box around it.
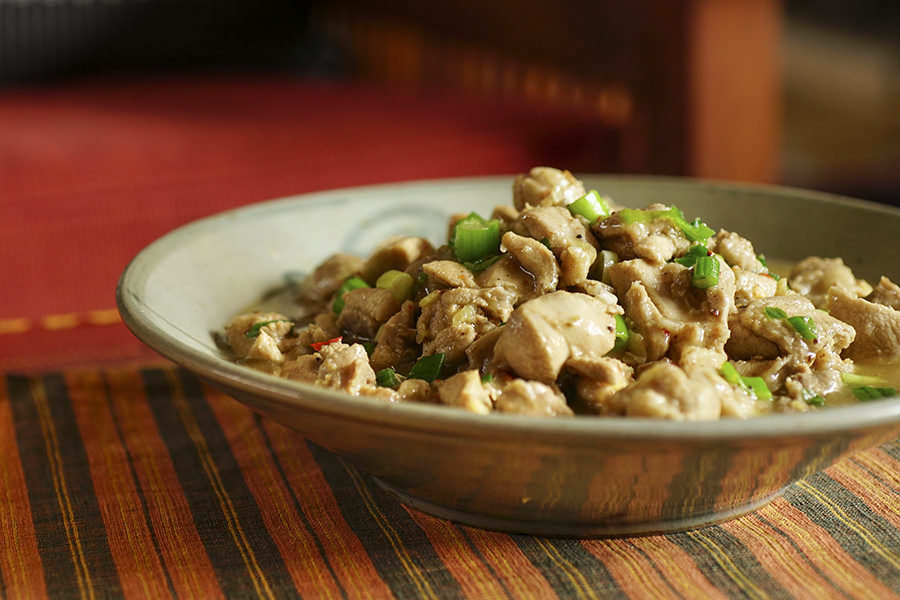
[117,174,900,444]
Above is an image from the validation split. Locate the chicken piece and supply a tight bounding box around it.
[475,256,538,305]
[395,379,434,403]
[416,287,516,366]
[490,378,572,416]
[226,312,294,363]
[867,276,900,310]
[593,203,692,265]
[499,231,559,294]
[611,361,722,420]
[315,342,377,395]
[370,300,419,372]
[512,166,586,211]
[359,237,435,285]
[491,204,520,228]
[297,253,364,304]
[519,206,598,286]
[336,287,401,339]
[732,267,778,308]
[711,230,766,273]
[788,256,872,308]
[826,285,900,360]
[435,370,493,414]
[678,346,761,418]
[606,257,735,362]
[422,260,478,289]
[492,291,619,382]
[574,357,634,415]
[465,326,503,373]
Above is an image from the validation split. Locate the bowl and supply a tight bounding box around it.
[117,175,900,537]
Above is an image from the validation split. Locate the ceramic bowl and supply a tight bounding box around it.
[117,175,900,536]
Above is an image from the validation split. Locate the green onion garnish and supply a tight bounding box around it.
[450,213,501,263]
[618,206,714,242]
[719,361,747,388]
[692,255,719,289]
[480,373,494,384]
[786,316,817,341]
[463,255,503,274]
[743,376,773,401]
[674,244,709,267]
[375,367,402,388]
[376,269,415,302]
[851,386,897,401]
[609,314,630,355]
[408,353,445,382]
[764,306,788,320]
[362,341,376,356]
[841,372,886,386]
[244,319,292,339]
[720,362,771,399]
[757,254,769,269]
[332,276,370,314]
[802,389,826,406]
[567,190,611,224]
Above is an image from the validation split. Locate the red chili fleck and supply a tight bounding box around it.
[311,336,343,351]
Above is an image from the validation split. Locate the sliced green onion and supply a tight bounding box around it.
[362,341,376,356]
[376,269,415,302]
[692,255,719,289]
[743,376,773,401]
[681,217,716,242]
[851,386,897,401]
[332,276,370,314]
[756,254,769,269]
[802,389,826,406]
[408,353,445,382]
[567,190,611,224]
[674,244,710,267]
[480,373,494,384]
[463,254,503,273]
[450,213,501,263]
[764,306,788,320]
[594,249,618,284]
[786,315,817,341]
[376,367,402,388]
[245,319,292,339]
[719,361,746,388]
[841,372,886,386]
[618,206,714,242]
[610,314,630,355]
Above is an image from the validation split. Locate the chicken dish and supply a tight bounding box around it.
[221,168,900,419]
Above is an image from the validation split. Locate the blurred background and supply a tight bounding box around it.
[1,0,898,370]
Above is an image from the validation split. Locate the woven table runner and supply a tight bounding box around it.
[1,365,898,599]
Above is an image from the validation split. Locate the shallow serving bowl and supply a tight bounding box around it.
[118,175,900,537]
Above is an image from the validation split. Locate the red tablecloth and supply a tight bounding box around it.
[0,73,616,371]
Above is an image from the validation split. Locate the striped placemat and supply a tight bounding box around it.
[1,365,898,599]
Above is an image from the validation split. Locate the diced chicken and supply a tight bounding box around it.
[465,326,503,372]
[512,166,586,211]
[593,203,692,265]
[370,300,420,372]
[789,257,872,308]
[732,267,778,308]
[435,370,493,414]
[678,347,760,418]
[826,285,900,360]
[475,256,538,305]
[867,276,900,310]
[422,260,478,289]
[315,342,377,394]
[573,357,634,415]
[297,253,364,304]
[519,206,598,286]
[395,379,434,403]
[711,231,766,273]
[493,291,619,382]
[336,288,401,339]
[417,287,516,366]
[491,204,520,228]
[360,237,435,284]
[226,312,294,363]
[611,361,722,420]
[490,378,572,416]
[500,231,559,294]
[606,257,735,362]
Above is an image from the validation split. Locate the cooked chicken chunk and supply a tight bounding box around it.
[435,370,492,414]
[826,285,900,360]
[788,257,872,309]
[512,166,585,211]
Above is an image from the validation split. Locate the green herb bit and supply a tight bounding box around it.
[851,386,897,401]
[450,213,501,263]
[719,361,747,388]
[764,306,788,320]
[408,353,446,382]
[692,255,719,289]
[480,373,494,384]
[376,269,415,302]
[463,254,502,274]
[361,341,376,356]
[787,315,818,341]
[674,244,710,267]
[841,372,886,386]
[375,367,402,389]
[610,314,630,354]
[332,276,370,314]
[756,254,769,269]
[802,389,826,406]
[743,376,773,401]
[244,319,292,339]
[720,362,771,400]
[568,190,611,224]
[618,206,714,242]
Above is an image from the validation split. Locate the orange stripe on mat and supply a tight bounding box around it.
[0,379,48,599]
[830,453,900,530]
[104,369,225,600]
[262,420,394,600]
[403,509,516,599]
[66,371,172,600]
[756,498,900,600]
[463,527,558,600]
[206,389,343,599]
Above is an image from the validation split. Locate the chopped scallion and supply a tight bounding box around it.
[567,190,611,223]
[786,315,817,341]
[756,254,769,269]
[764,306,788,320]
[674,244,710,267]
[332,276,370,314]
[802,389,826,406]
[720,362,771,399]
[408,353,445,382]
[692,255,720,289]
[376,269,415,302]
[376,367,402,388]
[450,213,501,263]
[480,373,494,384]
[841,372,886,386]
[463,254,502,273]
[611,314,630,354]
[743,376,773,401]
[851,386,897,401]
[719,361,746,388]
[618,206,714,242]
[245,319,292,339]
